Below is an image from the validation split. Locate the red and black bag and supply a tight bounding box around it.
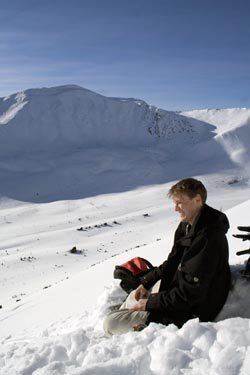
[113,257,154,293]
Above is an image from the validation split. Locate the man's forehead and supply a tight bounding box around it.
[172,193,196,203]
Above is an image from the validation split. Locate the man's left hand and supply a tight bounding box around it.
[130,298,148,311]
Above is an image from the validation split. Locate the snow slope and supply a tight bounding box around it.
[0,85,250,374]
[0,192,250,375]
[182,108,250,166]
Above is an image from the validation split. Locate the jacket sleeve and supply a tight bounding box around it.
[146,230,225,315]
[140,243,183,290]
[140,224,185,290]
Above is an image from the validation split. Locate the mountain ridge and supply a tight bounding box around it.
[1,84,245,155]
[0,85,249,202]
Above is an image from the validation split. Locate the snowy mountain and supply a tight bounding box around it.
[0,85,249,203]
[0,84,217,153]
[0,85,154,153]
[1,85,250,374]
[1,85,250,156]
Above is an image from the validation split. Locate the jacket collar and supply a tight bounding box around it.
[176,206,204,247]
[176,203,229,247]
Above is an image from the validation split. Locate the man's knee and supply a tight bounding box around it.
[103,309,149,336]
[103,310,129,336]
[103,312,117,336]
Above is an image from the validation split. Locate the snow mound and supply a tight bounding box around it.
[2,279,250,375]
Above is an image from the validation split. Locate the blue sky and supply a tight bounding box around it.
[1,0,250,110]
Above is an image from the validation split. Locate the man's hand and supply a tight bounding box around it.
[130,298,148,311]
[134,284,149,301]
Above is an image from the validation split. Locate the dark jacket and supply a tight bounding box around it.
[141,204,231,327]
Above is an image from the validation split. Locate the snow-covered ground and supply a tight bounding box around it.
[0,85,250,374]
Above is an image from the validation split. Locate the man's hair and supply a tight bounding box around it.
[168,178,207,204]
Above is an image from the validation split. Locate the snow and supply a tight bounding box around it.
[0,85,250,374]
[0,98,28,125]
[182,108,250,166]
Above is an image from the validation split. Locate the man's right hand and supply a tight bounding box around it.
[135,284,149,301]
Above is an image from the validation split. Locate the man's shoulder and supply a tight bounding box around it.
[199,204,229,234]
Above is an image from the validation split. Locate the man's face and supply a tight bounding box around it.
[173,193,203,225]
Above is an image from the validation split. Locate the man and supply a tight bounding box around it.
[103,178,231,335]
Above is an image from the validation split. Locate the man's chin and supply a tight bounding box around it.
[180,216,187,223]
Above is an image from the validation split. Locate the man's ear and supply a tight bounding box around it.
[195,194,203,205]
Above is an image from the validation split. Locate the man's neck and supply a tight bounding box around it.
[188,206,203,225]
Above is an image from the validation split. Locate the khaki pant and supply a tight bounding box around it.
[103,281,161,335]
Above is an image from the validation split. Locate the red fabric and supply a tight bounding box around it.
[120,257,150,275]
